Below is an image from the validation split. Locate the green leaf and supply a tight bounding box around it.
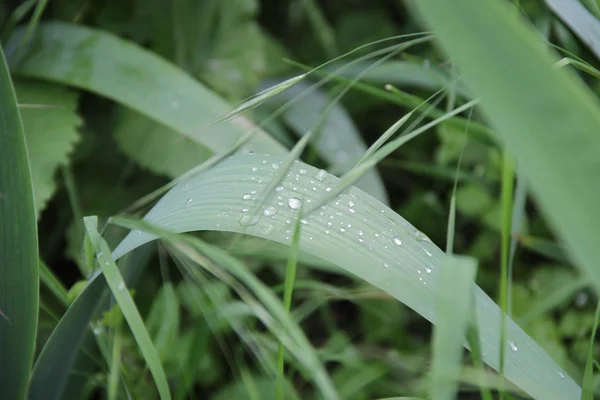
[84,216,171,400]
[113,108,212,178]
[0,46,39,400]
[16,79,82,213]
[6,22,286,158]
[415,0,600,305]
[111,153,579,399]
[430,256,477,400]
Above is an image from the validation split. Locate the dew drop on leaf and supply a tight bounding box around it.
[508,340,518,351]
[239,215,260,226]
[288,197,302,210]
[263,206,277,217]
[314,169,327,182]
[393,236,402,246]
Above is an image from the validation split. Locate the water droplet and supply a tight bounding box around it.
[260,224,274,235]
[314,169,327,182]
[425,267,432,273]
[288,197,302,210]
[358,238,364,243]
[135,230,142,235]
[415,231,432,242]
[275,186,284,192]
[393,236,402,246]
[117,281,126,291]
[263,206,277,217]
[383,263,389,268]
[349,208,355,214]
[340,227,346,233]
[358,230,364,236]
[93,327,102,335]
[299,168,307,175]
[242,207,250,212]
[96,252,103,258]
[300,219,308,225]
[186,198,193,204]
[242,193,252,200]
[183,183,191,191]
[422,248,433,257]
[325,187,332,192]
[250,190,256,194]
[348,200,356,207]
[508,340,518,352]
[251,167,258,172]
[558,371,565,378]
[239,215,260,226]
[325,230,330,234]
[272,163,279,170]
[374,233,380,238]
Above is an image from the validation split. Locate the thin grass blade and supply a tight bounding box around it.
[83,217,171,400]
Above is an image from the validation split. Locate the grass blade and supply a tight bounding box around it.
[416,0,600,311]
[111,153,579,399]
[582,300,600,399]
[6,22,286,157]
[83,217,171,400]
[277,213,302,400]
[0,45,39,400]
[430,255,477,400]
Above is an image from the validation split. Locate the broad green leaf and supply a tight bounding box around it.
[415,0,600,310]
[6,22,286,158]
[430,256,477,400]
[113,109,211,178]
[83,216,171,400]
[112,153,579,400]
[0,46,39,400]
[16,79,82,213]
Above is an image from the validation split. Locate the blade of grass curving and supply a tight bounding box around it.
[277,213,302,400]
[324,60,471,98]
[83,216,171,400]
[582,300,600,400]
[0,45,39,400]
[545,0,600,60]
[430,255,477,400]
[6,22,286,157]
[415,0,600,301]
[308,99,478,213]
[111,153,579,399]
[289,59,496,146]
[556,57,600,78]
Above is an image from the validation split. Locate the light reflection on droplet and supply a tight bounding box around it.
[288,197,302,210]
[263,206,277,217]
[393,236,402,246]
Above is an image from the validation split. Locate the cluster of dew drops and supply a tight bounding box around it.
[179,157,440,281]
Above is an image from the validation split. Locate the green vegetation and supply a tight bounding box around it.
[1,0,600,399]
